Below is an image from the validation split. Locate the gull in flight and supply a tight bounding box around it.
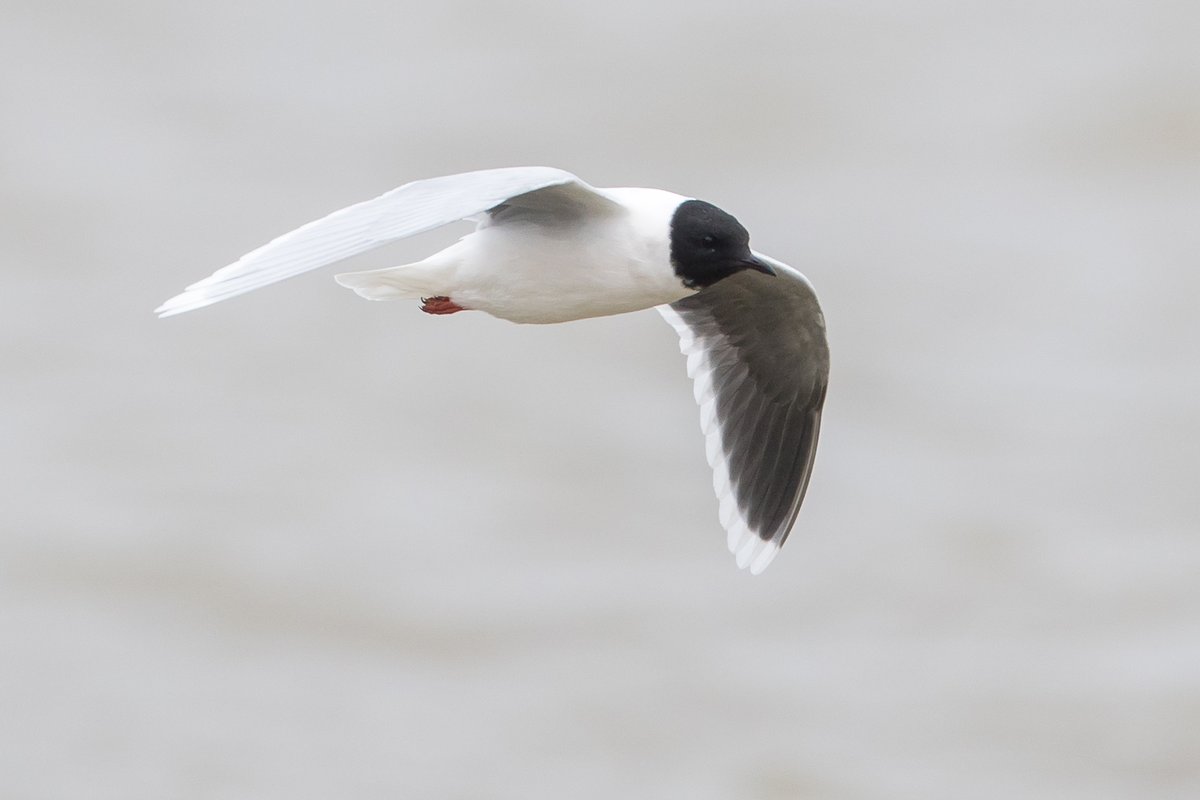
[157,167,829,574]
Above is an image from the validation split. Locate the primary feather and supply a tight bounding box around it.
[155,167,585,317]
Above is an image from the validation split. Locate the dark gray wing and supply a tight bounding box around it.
[156,167,617,317]
[658,252,829,574]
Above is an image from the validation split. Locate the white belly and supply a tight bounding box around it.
[445,217,694,324]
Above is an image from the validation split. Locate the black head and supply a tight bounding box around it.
[669,199,776,289]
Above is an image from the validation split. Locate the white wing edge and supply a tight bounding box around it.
[658,304,781,575]
[155,166,583,318]
[752,249,814,288]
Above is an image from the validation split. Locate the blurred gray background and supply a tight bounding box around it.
[3,1,1197,798]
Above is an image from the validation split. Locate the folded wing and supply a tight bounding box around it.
[658,253,829,574]
[156,166,609,317]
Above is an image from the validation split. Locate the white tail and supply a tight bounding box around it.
[334,263,448,301]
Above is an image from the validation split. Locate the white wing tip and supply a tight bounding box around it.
[729,529,780,575]
[721,507,782,575]
[154,293,194,318]
[748,541,781,575]
[154,287,223,318]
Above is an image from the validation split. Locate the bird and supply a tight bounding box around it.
[157,166,829,574]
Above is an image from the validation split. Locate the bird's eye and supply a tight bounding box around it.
[702,235,716,247]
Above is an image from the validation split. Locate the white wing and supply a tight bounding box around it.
[659,253,829,574]
[155,166,608,317]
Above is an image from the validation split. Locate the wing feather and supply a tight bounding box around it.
[659,254,829,574]
[156,166,607,317]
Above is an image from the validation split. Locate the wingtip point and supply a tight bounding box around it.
[748,541,780,575]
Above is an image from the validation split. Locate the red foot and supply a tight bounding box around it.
[420,296,465,315]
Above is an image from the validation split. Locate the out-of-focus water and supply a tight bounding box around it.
[3,2,1197,797]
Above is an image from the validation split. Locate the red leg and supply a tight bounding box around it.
[420,296,465,315]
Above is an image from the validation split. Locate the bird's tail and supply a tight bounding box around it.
[334,261,452,301]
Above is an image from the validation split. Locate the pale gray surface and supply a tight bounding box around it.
[3,1,1198,798]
